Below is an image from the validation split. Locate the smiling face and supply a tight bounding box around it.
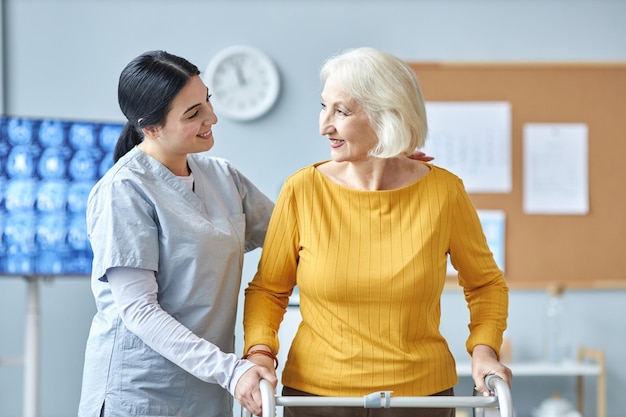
[139,75,218,174]
[319,75,379,163]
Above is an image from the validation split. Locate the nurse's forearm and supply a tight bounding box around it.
[106,266,250,392]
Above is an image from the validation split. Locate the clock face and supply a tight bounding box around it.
[203,46,280,121]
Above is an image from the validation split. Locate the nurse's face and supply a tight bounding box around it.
[146,75,218,160]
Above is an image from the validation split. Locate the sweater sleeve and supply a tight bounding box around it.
[448,179,509,357]
[243,179,299,354]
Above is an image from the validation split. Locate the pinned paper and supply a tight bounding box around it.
[523,123,588,215]
[423,102,512,193]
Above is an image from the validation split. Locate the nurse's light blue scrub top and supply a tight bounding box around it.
[78,147,274,417]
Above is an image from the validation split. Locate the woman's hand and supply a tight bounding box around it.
[234,364,277,416]
[471,344,512,396]
[235,345,279,414]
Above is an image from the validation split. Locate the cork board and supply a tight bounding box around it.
[409,63,626,289]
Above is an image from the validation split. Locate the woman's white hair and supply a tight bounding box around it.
[320,47,428,159]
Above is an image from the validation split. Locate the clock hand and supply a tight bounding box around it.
[234,59,246,86]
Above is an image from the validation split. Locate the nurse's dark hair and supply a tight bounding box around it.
[113,50,201,162]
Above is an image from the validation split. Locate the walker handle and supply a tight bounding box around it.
[242,376,513,417]
[486,375,513,417]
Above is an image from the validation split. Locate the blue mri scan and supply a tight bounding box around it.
[0,116,123,275]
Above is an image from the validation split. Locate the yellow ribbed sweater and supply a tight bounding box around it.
[244,162,508,397]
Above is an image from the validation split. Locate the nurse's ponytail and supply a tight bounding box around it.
[113,123,143,163]
[113,50,201,161]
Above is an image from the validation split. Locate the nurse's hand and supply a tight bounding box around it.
[235,365,278,416]
[408,150,434,162]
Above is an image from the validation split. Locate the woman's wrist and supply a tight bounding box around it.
[472,344,498,360]
[242,348,279,369]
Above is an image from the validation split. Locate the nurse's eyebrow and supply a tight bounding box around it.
[183,103,201,115]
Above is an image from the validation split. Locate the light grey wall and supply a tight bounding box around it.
[1,1,625,416]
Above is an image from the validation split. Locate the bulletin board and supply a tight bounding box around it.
[409,62,626,289]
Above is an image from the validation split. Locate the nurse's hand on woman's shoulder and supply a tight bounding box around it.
[409,150,434,162]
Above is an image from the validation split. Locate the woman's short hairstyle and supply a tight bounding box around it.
[320,47,428,159]
[113,50,200,162]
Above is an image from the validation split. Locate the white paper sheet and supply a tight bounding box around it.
[422,102,512,193]
[523,123,588,215]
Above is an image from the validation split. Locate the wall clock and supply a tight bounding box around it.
[203,45,281,121]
